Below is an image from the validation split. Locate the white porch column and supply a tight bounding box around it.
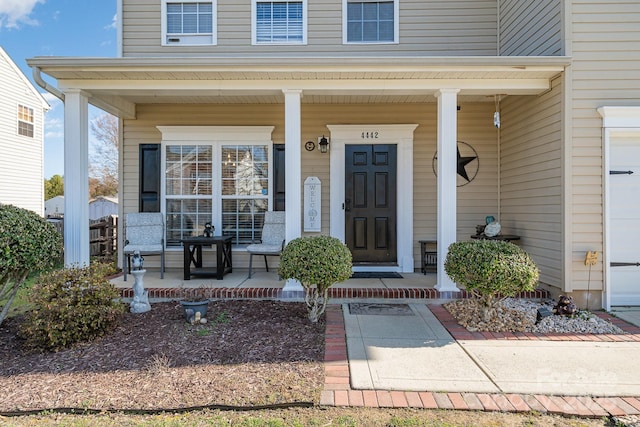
[63,89,90,267]
[435,89,460,292]
[283,89,303,292]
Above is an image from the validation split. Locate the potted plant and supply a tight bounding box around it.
[178,284,209,322]
[278,236,352,323]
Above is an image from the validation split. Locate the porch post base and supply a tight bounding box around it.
[434,281,459,293]
[282,278,304,292]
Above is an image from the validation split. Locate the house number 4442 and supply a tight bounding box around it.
[361,131,379,139]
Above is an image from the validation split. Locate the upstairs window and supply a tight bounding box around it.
[17,104,34,138]
[162,0,216,45]
[344,0,398,44]
[253,1,306,44]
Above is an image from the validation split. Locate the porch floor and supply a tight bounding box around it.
[112,268,548,301]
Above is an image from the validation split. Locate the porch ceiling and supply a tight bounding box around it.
[27,55,569,117]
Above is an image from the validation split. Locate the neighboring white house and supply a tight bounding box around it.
[0,46,49,216]
[89,196,118,220]
[44,195,65,218]
[27,0,640,310]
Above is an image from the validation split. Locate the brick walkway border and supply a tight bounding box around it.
[320,304,640,417]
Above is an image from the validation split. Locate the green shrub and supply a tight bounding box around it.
[0,204,63,325]
[20,264,125,351]
[279,236,352,322]
[444,240,539,310]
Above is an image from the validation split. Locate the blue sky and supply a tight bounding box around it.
[0,0,117,178]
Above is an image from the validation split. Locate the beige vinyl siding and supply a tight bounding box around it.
[499,0,562,56]
[499,78,563,289]
[122,102,499,271]
[0,54,45,216]
[122,0,498,57]
[568,0,640,293]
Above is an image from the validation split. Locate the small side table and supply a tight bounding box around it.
[419,240,437,274]
[471,234,521,242]
[181,235,233,280]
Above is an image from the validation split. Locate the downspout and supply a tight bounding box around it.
[32,66,65,102]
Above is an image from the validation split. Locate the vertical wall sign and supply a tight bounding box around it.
[304,176,321,232]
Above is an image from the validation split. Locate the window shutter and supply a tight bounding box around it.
[273,144,286,211]
[139,144,161,212]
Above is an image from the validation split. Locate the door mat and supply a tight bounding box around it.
[350,272,403,279]
[348,303,414,316]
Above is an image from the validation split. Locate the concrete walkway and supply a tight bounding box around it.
[321,303,640,419]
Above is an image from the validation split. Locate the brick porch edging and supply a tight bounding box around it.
[319,304,640,417]
[119,286,549,301]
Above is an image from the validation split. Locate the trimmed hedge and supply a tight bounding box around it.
[279,236,352,322]
[444,240,539,306]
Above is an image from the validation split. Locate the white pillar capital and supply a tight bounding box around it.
[282,89,303,96]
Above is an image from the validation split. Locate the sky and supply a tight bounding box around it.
[0,0,117,178]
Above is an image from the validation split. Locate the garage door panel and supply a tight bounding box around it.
[610,138,640,306]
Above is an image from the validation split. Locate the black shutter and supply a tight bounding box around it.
[273,144,285,211]
[139,144,161,212]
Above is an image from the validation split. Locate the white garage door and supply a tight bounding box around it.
[610,138,640,306]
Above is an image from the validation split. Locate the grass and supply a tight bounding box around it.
[1,274,36,319]
[0,408,612,427]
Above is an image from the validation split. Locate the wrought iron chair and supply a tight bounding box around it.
[123,212,165,281]
[246,211,286,278]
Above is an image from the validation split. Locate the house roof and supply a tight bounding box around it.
[27,55,569,118]
[1,47,50,111]
[90,196,118,204]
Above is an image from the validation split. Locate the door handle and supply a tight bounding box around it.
[345,199,351,212]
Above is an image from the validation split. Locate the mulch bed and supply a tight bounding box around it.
[0,300,325,412]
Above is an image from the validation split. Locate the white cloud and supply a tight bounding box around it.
[0,0,45,29]
[41,91,62,110]
[105,13,117,30]
[45,116,62,129]
[45,130,63,139]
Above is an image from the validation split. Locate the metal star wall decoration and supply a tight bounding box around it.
[432,141,480,187]
[457,146,477,182]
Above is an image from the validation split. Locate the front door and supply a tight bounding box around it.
[345,144,397,264]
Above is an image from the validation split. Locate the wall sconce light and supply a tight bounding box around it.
[318,135,329,153]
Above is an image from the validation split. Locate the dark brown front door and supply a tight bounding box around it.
[345,144,397,264]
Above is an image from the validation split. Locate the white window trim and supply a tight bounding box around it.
[161,0,217,46]
[17,103,35,138]
[157,126,275,250]
[342,0,399,45]
[251,0,308,45]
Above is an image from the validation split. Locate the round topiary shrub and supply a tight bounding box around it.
[0,203,63,325]
[279,236,352,322]
[19,264,125,351]
[444,240,539,314]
